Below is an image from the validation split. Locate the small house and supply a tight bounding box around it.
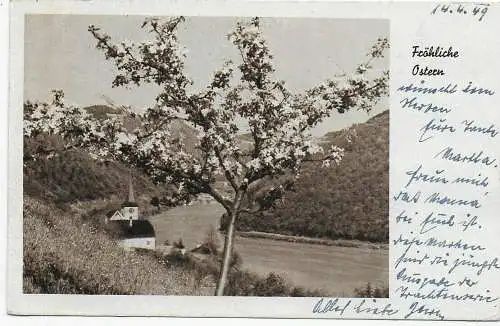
[106,219,156,251]
[105,173,156,251]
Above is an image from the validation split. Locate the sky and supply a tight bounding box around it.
[24,15,389,137]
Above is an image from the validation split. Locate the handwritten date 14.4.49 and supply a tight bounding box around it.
[431,3,489,22]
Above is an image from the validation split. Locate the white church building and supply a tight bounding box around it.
[105,175,156,251]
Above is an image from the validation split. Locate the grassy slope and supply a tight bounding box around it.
[23,196,339,297]
[236,110,389,243]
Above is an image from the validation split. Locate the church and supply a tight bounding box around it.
[105,174,156,251]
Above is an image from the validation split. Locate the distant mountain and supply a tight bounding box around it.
[320,110,389,145]
[84,104,202,154]
[235,110,389,243]
[84,104,121,120]
[83,104,256,157]
[83,104,141,132]
[168,119,200,155]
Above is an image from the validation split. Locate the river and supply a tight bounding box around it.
[149,202,388,296]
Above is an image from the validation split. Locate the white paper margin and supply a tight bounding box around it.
[7,0,500,320]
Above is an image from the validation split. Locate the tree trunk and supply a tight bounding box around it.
[215,191,244,296]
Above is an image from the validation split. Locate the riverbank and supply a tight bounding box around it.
[146,202,389,251]
[236,231,389,250]
[150,203,388,295]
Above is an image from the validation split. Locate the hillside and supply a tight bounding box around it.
[24,196,340,296]
[235,110,389,243]
[24,103,164,205]
[24,135,160,205]
[23,196,214,295]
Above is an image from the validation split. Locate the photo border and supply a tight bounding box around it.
[9,0,500,320]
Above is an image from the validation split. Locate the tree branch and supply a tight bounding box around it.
[213,147,239,191]
[206,184,233,212]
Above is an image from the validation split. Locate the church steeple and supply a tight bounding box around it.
[128,169,135,203]
[122,167,138,208]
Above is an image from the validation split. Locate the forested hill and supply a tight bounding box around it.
[23,102,207,205]
[235,110,390,243]
[23,137,160,204]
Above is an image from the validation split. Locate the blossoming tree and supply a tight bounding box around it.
[23,17,389,295]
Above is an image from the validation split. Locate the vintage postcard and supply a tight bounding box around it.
[7,0,500,320]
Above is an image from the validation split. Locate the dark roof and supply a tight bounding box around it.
[106,220,155,239]
[105,210,117,218]
[121,201,139,207]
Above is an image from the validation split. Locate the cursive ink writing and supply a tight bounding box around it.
[396,267,455,291]
[353,299,399,316]
[425,192,481,208]
[462,82,495,96]
[419,118,456,142]
[312,298,399,317]
[312,298,351,315]
[400,96,452,114]
[393,234,486,252]
[433,146,496,167]
[397,286,498,303]
[393,34,498,321]
[405,164,448,188]
[419,212,454,234]
[398,80,457,95]
[405,301,444,320]
[461,120,498,138]
[393,190,421,203]
[452,174,489,188]
[460,214,481,232]
[431,3,489,22]
[448,257,500,276]
[394,242,430,268]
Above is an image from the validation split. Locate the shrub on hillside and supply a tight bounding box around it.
[224,270,326,297]
[204,226,221,255]
[173,238,185,249]
[353,282,389,298]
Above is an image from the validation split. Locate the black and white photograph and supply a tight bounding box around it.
[6,0,500,322]
[22,14,390,297]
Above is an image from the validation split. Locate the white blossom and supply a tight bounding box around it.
[25,16,388,217]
